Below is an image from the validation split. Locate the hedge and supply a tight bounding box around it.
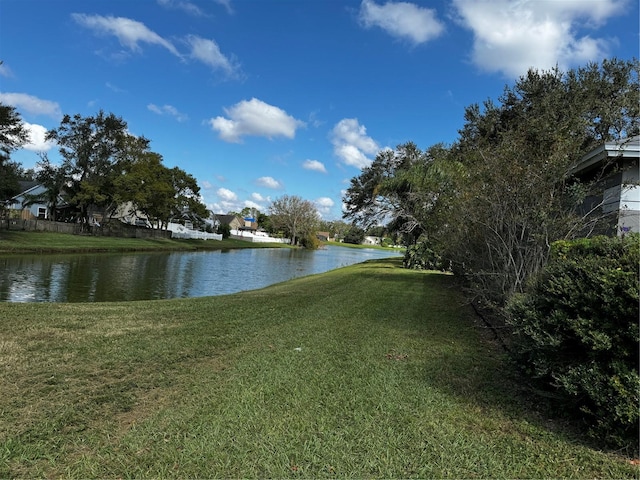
[507,234,639,449]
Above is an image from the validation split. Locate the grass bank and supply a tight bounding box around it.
[0,258,635,478]
[0,230,287,254]
[325,240,404,252]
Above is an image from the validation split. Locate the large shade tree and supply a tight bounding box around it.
[269,194,320,247]
[113,149,208,230]
[45,110,149,226]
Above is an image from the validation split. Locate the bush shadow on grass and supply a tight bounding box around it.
[354,260,623,456]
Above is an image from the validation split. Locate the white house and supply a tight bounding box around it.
[570,136,640,235]
[362,235,382,246]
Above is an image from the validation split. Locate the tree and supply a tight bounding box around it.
[0,103,29,204]
[343,143,423,231]
[113,151,172,228]
[114,153,208,230]
[257,211,273,234]
[440,59,639,307]
[169,166,208,226]
[318,219,351,240]
[268,195,320,247]
[46,110,148,226]
[342,58,639,309]
[0,102,29,164]
[343,142,452,245]
[343,225,365,245]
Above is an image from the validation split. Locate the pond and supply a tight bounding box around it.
[0,245,403,303]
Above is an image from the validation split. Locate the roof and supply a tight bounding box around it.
[213,214,240,224]
[569,135,640,176]
[18,180,40,192]
[11,182,45,201]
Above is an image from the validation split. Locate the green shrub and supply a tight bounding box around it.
[507,234,639,449]
[218,223,231,239]
[300,231,320,249]
[403,241,449,271]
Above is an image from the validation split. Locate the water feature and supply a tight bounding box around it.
[0,245,403,303]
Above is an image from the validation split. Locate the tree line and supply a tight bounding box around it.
[1,109,208,230]
[343,58,638,309]
[0,107,336,245]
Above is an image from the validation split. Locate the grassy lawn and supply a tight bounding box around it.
[0,230,286,254]
[0,258,635,478]
[325,240,404,252]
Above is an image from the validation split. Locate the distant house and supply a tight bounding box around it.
[7,182,59,220]
[112,201,151,227]
[212,214,243,231]
[570,135,640,236]
[363,236,382,246]
[240,216,258,233]
[316,231,331,242]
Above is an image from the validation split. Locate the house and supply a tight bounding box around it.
[7,181,52,220]
[570,135,639,235]
[239,216,258,233]
[363,235,382,246]
[212,214,244,231]
[112,201,151,227]
[316,231,331,242]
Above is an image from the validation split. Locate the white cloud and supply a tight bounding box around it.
[0,92,61,118]
[201,180,213,189]
[71,13,181,58]
[186,35,239,77]
[22,122,56,152]
[330,118,379,169]
[217,187,238,201]
[256,176,283,189]
[302,159,327,173]
[315,197,335,217]
[208,98,305,143]
[210,200,238,214]
[243,200,263,210]
[452,0,626,78]
[147,103,188,122]
[359,0,445,45]
[157,0,207,16]
[251,192,268,202]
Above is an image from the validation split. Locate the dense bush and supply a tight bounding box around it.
[343,226,365,245]
[300,231,320,250]
[403,240,450,271]
[507,234,639,449]
[217,223,231,239]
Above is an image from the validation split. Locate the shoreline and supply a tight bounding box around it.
[0,230,403,255]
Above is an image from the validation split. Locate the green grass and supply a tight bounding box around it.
[0,230,286,254]
[0,258,636,478]
[325,240,404,252]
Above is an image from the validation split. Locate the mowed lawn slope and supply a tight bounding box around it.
[0,258,635,478]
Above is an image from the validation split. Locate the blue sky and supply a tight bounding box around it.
[1,0,637,220]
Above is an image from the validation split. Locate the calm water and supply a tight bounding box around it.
[0,246,402,303]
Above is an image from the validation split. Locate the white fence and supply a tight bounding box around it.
[168,222,222,241]
[230,230,290,244]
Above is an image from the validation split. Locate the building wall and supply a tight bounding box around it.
[618,166,640,234]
